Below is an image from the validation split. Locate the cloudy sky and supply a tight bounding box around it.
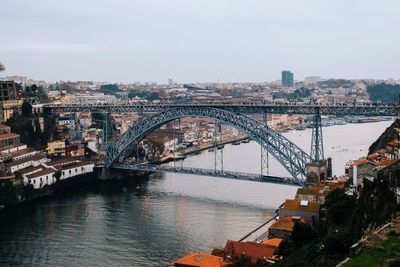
[1,0,399,83]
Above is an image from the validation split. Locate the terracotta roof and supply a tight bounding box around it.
[0,124,11,129]
[269,217,306,231]
[0,133,19,140]
[168,252,224,267]
[350,159,373,168]
[375,159,397,167]
[296,188,329,197]
[57,161,93,170]
[367,153,380,161]
[10,147,36,158]
[282,199,320,213]
[46,158,78,167]
[377,148,387,155]
[8,154,46,167]
[26,168,55,179]
[261,238,283,248]
[223,240,277,262]
[387,141,399,147]
[0,143,26,152]
[19,165,43,175]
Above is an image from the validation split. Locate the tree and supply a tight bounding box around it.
[22,101,32,116]
[0,62,5,72]
[147,138,165,158]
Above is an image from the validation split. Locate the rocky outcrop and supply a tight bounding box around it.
[368,119,400,155]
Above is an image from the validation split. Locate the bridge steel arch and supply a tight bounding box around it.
[105,106,310,187]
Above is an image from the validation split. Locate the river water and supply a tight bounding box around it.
[0,121,392,266]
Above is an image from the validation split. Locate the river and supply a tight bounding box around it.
[0,121,392,266]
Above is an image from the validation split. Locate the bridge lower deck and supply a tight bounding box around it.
[112,163,301,186]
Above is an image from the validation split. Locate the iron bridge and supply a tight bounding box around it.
[45,102,399,116]
[113,163,299,186]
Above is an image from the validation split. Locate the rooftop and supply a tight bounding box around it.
[282,199,320,213]
[0,133,19,140]
[8,154,46,167]
[26,168,55,179]
[168,252,224,267]
[269,217,306,231]
[19,165,43,175]
[261,238,283,248]
[0,143,26,152]
[224,240,277,263]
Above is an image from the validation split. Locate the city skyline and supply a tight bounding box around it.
[1,0,399,83]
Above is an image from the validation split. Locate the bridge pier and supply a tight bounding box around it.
[260,112,269,177]
[310,107,324,162]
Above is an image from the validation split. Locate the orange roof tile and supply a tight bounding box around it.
[375,159,397,167]
[377,148,387,155]
[350,159,373,168]
[168,252,224,267]
[387,141,398,147]
[0,133,19,140]
[223,240,277,263]
[282,199,320,213]
[269,217,306,231]
[367,153,380,160]
[261,238,283,248]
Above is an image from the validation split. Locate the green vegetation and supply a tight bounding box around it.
[0,62,5,72]
[367,83,400,104]
[318,79,355,88]
[276,179,398,267]
[99,84,122,95]
[273,87,312,101]
[5,113,55,149]
[345,236,400,267]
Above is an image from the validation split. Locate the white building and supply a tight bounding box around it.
[56,161,94,180]
[0,143,27,154]
[9,154,48,173]
[24,168,56,189]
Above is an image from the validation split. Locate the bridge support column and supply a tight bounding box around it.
[260,112,269,177]
[310,108,324,162]
[214,121,223,173]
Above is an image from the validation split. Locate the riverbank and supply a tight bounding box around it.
[0,167,150,212]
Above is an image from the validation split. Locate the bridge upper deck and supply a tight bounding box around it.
[44,102,399,116]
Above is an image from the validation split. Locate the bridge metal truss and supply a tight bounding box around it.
[45,103,399,117]
[113,163,299,186]
[105,106,311,187]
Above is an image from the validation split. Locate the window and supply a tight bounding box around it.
[75,168,77,172]
[33,179,35,184]
[69,170,71,174]
[40,178,42,182]
[46,176,48,180]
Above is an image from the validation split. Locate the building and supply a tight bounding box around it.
[282,71,294,87]
[0,124,11,134]
[0,143,27,154]
[0,133,20,147]
[25,168,56,189]
[8,154,48,173]
[295,183,340,204]
[279,199,320,227]
[168,252,224,267]
[306,160,327,185]
[46,140,66,157]
[54,161,94,180]
[1,99,23,122]
[261,238,282,249]
[268,216,306,239]
[223,240,278,263]
[0,81,18,101]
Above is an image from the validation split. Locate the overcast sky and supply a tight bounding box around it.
[1,0,399,83]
